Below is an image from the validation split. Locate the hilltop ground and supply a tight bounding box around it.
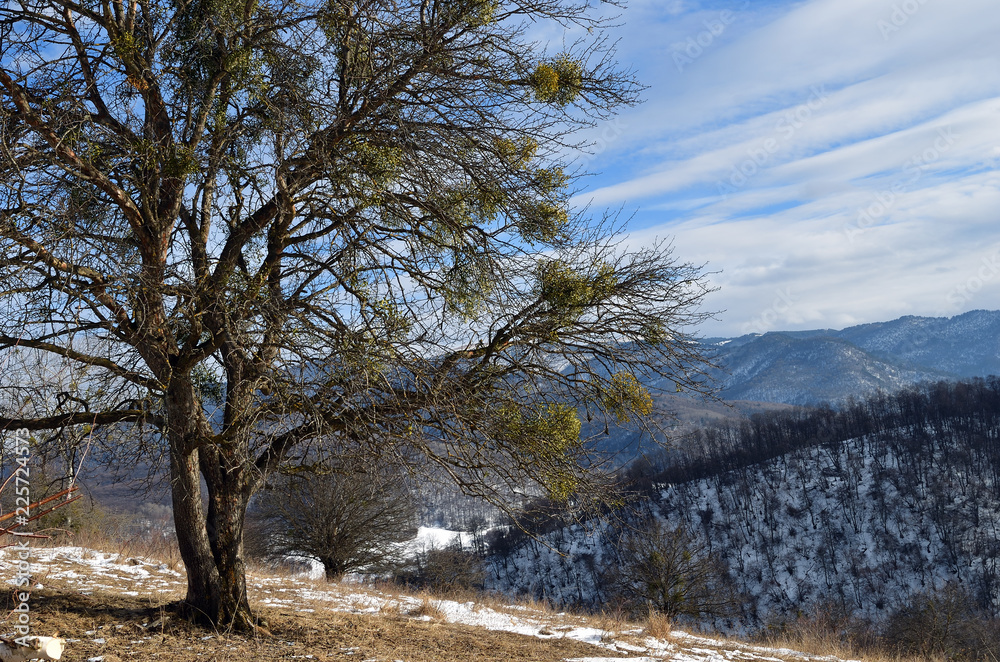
[0,545,862,662]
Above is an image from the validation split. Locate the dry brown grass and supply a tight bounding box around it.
[756,626,911,662]
[407,599,446,620]
[644,611,674,640]
[591,608,631,641]
[6,532,946,662]
[760,626,857,660]
[2,537,631,661]
[35,520,185,572]
[4,588,626,662]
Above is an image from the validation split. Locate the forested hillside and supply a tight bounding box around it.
[487,378,1000,634]
[707,310,1000,404]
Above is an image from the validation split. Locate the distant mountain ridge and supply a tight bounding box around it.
[705,309,1000,405]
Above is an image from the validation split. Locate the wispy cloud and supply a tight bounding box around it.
[575,0,1000,336]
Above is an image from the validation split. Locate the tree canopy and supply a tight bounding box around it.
[1,0,713,630]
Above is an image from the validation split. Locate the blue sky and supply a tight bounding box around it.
[566,0,1000,337]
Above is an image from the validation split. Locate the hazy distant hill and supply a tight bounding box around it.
[704,309,1000,405]
[581,393,797,462]
[63,310,1000,512]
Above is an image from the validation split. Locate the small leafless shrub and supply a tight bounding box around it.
[602,517,739,621]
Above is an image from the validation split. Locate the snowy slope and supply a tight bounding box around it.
[487,424,1000,629]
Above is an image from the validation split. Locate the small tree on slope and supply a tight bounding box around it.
[249,459,417,580]
[604,518,738,621]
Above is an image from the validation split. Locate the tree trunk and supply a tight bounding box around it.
[168,434,222,626]
[203,495,255,631]
[202,445,257,631]
[322,558,344,582]
[166,378,256,631]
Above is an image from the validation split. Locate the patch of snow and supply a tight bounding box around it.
[12,544,844,662]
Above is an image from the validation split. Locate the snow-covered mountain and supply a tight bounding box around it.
[706,310,1000,405]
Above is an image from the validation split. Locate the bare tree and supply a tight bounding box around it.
[250,460,417,580]
[1,0,714,629]
[604,518,737,620]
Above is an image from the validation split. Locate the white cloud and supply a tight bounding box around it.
[571,0,1000,336]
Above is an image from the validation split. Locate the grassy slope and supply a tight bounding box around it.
[0,544,858,662]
